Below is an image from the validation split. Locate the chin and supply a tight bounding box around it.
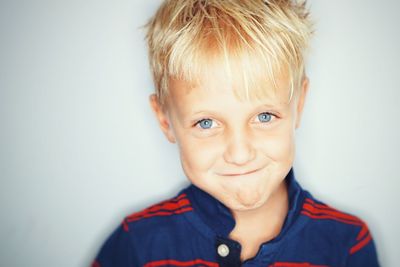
[225,193,268,212]
[228,202,264,213]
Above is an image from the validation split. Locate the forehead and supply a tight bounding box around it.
[167,79,293,119]
[166,72,292,115]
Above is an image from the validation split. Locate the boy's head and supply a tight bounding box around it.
[146,0,313,213]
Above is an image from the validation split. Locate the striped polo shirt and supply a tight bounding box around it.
[92,168,380,267]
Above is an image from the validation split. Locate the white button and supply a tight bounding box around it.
[217,244,230,257]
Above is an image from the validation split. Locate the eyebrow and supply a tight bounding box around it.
[186,103,285,121]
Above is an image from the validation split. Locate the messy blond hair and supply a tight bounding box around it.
[146,0,313,107]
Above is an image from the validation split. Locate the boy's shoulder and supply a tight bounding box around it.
[92,187,198,266]
[120,186,195,239]
[299,190,374,256]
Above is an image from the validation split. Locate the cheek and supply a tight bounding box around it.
[177,134,222,172]
[257,124,295,161]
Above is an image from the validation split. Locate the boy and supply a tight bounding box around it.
[93,0,380,266]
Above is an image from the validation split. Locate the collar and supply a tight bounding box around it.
[184,168,305,240]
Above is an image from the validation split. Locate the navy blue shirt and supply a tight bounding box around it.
[93,169,380,267]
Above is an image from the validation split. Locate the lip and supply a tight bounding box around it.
[218,167,263,176]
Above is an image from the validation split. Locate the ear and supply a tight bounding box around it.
[295,77,309,129]
[149,94,176,143]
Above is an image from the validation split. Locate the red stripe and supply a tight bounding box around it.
[122,219,129,231]
[153,193,187,205]
[356,223,369,241]
[136,193,187,213]
[349,233,372,255]
[143,259,219,267]
[302,201,362,224]
[175,193,187,200]
[305,198,325,206]
[127,207,193,223]
[269,262,329,267]
[123,194,192,230]
[304,199,363,223]
[305,198,359,216]
[302,198,372,255]
[301,211,362,226]
[127,198,191,220]
[91,260,101,267]
[303,199,362,222]
[126,194,189,218]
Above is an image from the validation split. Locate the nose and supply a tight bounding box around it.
[223,128,256,166]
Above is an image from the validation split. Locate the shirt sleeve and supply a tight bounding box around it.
[345,222,380,267]
[92,220,140,267]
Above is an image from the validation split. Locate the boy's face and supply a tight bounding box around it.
[150,72,308,213]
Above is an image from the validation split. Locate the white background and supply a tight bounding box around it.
[0,0,398,266]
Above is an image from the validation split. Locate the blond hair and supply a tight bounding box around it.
[145,0,313,107]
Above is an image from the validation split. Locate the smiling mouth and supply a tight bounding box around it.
[219,167,262,176]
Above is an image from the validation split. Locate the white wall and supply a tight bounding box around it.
[0,1,397,266]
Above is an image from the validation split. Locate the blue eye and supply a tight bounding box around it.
[258,112,272,123]
[197,119,214,129]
